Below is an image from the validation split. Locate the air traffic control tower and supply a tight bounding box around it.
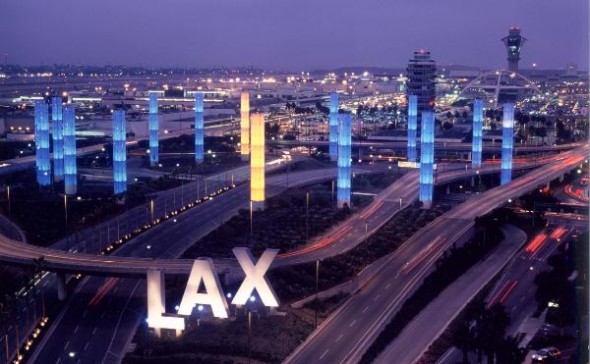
[501,27,526,73]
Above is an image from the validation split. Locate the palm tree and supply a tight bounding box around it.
[0,294,16,364]
[495,335,525,363]
[452,319,475,363]
[474,303,510,363]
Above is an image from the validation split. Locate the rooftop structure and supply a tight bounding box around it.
[406,50,436,126]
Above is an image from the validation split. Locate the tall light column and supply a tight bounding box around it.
[472,99,483,168]
[419,111,434,208]
[407,95,418,162]
[195,92,204,163]
[63,106,77,195]
[501,103,514,185]
[35,101,51,186]
[149,92,159,167]
[52,97,64,181]
[113,110,127,195]
[337,113,352,208]
[250,113,265,209]
[240,92,250,161]
[329,92,339,161]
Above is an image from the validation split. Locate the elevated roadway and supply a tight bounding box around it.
[0,147,585,277]
[19,145,587,364]
[284,144,589,364]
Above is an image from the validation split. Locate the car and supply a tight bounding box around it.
[532,346,561,362]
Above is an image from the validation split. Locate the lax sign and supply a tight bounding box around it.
[147,248,279,333]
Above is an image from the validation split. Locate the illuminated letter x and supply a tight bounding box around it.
[232,248,279,307]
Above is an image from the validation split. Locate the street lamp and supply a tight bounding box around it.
[7,185,12,239]
[64,195,68,251]
[250,200,253,243]
[306,192,310,241]
[315,259,320,328]
[150,200,154,223]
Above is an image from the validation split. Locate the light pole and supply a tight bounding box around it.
[64,195,68,251]
[399,197,403,210]
[6,185,12,239]
[150,200,154,223]
[331,180,335,206]
[306,192,310,241]
[464,164,468,192]
[315,259,320,328]
[247,309,252,364]
[250,200,253,243]
[286,156,290,188]
[173,184,177,210]
[116,215,120,241]
[181,175,185,207]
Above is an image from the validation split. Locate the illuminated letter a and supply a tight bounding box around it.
[178,259,229,318]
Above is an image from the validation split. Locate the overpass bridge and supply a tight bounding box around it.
[269,139,582,155]
[0,145,586,279]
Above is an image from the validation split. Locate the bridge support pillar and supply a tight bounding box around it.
[57,273,67,301]
[546,181,550,190]
[559,174,564,183]
[471,177,475,187]
[446,185,450,195]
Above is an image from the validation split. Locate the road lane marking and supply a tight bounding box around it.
[374,294,381,301]
[349,319,356,327]
[385,283,391,289]
[335,334,343,342]
[64,340,69,350]
[92,327,97,335]
[362,306,369,314]
[319,349,329,360]
[84,342,90,351]
[74,325,79,334]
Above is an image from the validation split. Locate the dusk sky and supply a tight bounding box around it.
[1,0,588,71]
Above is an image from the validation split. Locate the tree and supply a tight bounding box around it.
[452,319,476,363]
[472,303,510,363]
[495,335,525,363]
[535,127,547,144]
[0,294,17,363]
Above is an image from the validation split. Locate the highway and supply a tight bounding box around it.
[0,147,582,277]
[276,149,580,266]
[0,164,385,276]
[0,126,211,176]
[436,223,578,364]
[11,160,516,363]
[5,145,586,363]
[284,144,589,364]
[270,139,582,154]
[0,153,556,276]
[375,225,527,363]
